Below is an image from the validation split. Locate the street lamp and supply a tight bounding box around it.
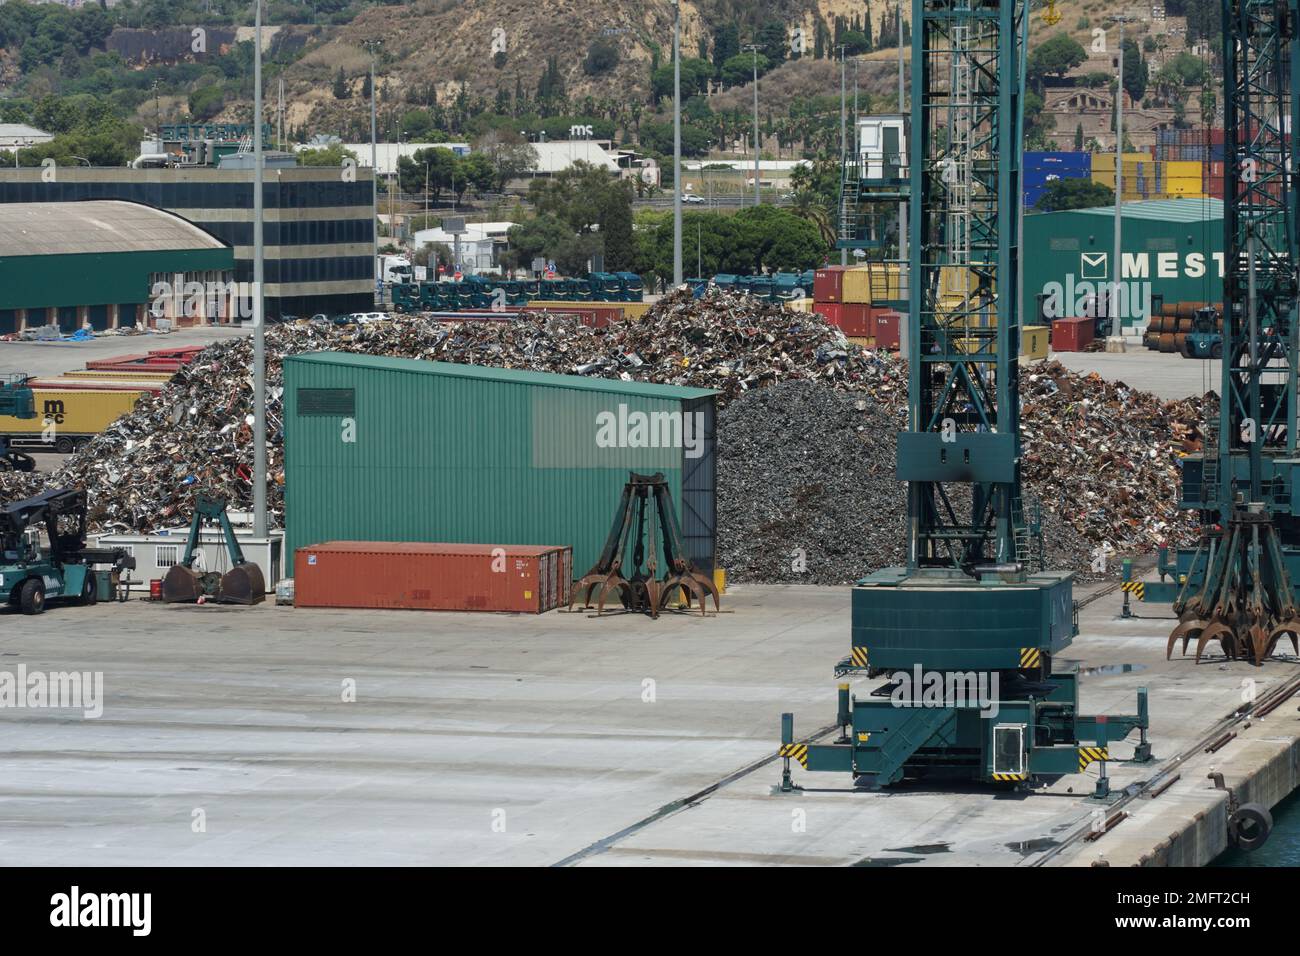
[672,0,682,288]
[364,38,383,304]
[1106,14,1136,350]
[838,44,847,266]
[252,0,267,537]
[743,43,760,206]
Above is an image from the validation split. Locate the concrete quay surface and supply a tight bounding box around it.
[1,581,1295,866]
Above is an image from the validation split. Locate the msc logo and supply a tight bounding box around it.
[1080,251,1108,280]
[43,399,66,425]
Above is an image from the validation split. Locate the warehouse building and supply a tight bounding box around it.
[283,353,717,578]
[1023,198,1223,333]
[0,200,235,335]
[0,165,375,319]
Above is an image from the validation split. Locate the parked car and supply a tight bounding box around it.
[682,194,705,204]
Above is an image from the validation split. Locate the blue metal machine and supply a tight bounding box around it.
[0,373,37,473]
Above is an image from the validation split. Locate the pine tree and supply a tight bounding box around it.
[332,68,348,100]
[1074,123,1084,151]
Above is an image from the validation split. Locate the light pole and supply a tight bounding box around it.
[252,0,267,538]
[672,0,682,288]
[743,43,760,206]
[1107,14,1135,350]
[839,44,847,266]
[896,0,904,112]
[365,40,381,305]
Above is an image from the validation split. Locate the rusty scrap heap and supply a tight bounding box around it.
[0,291,1207,582]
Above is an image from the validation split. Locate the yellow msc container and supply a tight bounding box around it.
[620,302,653,320]
[0,388,146,451]
[1166,177,1204,195]
[843,262,906,303]
[1166,160,1202,179]
[1091,152,1149,171]
[1021,325,1049,359]
[61,369,175,383]
[785,297,816,313]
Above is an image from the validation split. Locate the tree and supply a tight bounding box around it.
[1073,122,1084,151]
[332,67,348,100]
[519,162,637,271]
[398,146,459,204]
[1121,38,1147,103]
[713,24,740,74]
[651,57,711,100]
[583,38,620,76]
[841,30,870,56]
[720,51,770,88]
[757,19,787,65]
[1023,89,1056,149]
[1027,33,1087,93]
[640,119,710,157]
[473,129,538,189]
[296,143,358,167]
[1036,178,1115,212]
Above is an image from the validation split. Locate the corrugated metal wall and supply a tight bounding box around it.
[284,354,718,578]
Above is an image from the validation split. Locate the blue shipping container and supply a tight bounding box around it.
[1024,150,1092,173]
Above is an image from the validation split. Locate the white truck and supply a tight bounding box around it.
[377,255,414,286]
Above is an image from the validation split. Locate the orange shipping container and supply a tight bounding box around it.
[294,542,573,613]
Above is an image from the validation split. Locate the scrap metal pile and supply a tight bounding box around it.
[716,363,1207,585]
[0,290,1207,583]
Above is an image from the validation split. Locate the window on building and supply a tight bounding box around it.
[156,544,180,568]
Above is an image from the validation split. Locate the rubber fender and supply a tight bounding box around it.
[1228,803,1273,852]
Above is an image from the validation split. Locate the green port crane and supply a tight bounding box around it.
[778,0,1150,794]
[1163,0,1300,664]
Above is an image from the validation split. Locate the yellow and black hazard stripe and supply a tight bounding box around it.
[1019,647,1042,669]
[850,646,869,668]
[779,743,809,768]
[1078,746,1109,772]
[992,772,1027,782]
[1121,580,1145,600]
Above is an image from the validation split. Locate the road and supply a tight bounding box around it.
[0,326,249,380]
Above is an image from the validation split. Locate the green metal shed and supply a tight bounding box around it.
[1022,198,1223,329]
[0,200,233,313]
[283,353,718,580]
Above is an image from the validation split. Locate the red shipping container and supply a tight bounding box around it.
[817,302,871,336]
[816,302,841,325]
[294,542,573,613]
[874,312,901,350]
[837,303,872,337]
[1052,316,1094,352]
[813,266,850,303]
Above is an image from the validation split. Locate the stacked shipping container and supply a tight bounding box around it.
[1023,151,1091,208]
[812,265,904,344]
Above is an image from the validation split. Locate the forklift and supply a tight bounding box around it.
[0,372,37,472]
[1,488,135,615]
[161,492,266,605]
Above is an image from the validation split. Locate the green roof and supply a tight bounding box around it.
[1071,197,1223,223]
[286,351,718,401]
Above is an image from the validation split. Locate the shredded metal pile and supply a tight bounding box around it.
[0,290,1208,582]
